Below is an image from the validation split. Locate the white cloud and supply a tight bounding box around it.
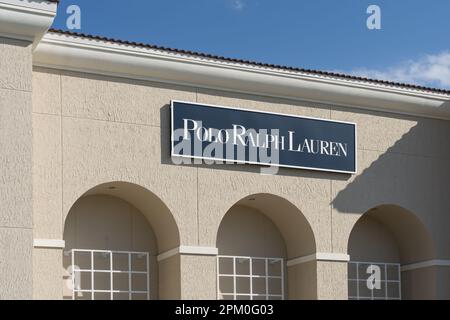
[343,52,450,89]
[231,0,245,11]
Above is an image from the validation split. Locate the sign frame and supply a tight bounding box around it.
[170,100,357,174]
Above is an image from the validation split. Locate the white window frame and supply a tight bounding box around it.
[217,255,285,300]
[348,261,401,300]
[67,249,150,300]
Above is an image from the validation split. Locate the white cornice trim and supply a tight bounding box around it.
[0,0,57,45]
[157,246,219,262]
[287,252,350,267]
[33,32,450,120]
[401,260,450,272]
[33,238,65,249]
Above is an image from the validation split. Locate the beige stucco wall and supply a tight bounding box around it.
[30,66,450,300]
[402,267,437,300]
[436,266,450,300]
[316,261,348,300]
[33,248,62,300]
[63,195,158,253]
[348,215,400,263]
[159,255,181,299]
[217,205,287,258]
[180,255,217,299]
[287,261,317,299]
[330,109,450,259]
[0,37,33,299]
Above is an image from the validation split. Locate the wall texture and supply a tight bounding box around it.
[0,37,33,299]
[30,67,450,299]
[217,205,287,258]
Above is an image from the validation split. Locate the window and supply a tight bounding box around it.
[217,255,284,300]
[66,249,150,300]
[348,261,401,300]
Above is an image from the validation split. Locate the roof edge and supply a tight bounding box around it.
[0,1,57,45]
[34,29,450,120]
[46,28,450,97]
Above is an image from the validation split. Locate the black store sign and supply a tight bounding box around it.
[171,100,356,174]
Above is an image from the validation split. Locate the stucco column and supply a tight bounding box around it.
[180,255,217,299]
[287,253,349,300]
[0,0,56,299]
[287,261,318,299]
[436,265,450,299]
[316,260,348,300]
[0,36,34,299]
[401,261,450,300]
[158,246,218,300]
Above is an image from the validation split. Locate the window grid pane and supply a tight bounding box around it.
[67,249,150,300]
[217,255,284,300]
[348,261,401,300]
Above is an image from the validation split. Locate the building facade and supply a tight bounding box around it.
[0,0,449,300]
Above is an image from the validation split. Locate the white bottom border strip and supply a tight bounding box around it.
[158,246,219,262]
[33,239,65,249]
[401,260,450,271]
[287,253,350,267]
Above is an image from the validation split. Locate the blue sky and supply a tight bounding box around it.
[51,0,450,89]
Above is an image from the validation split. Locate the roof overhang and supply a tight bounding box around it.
[0,0,57,46]
[33,31,450,120]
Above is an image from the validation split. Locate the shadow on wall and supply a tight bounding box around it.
[332,109,449,222]
[0,36,30,48]
[332,109,450,299]
[442,99,450,112]
[348,205,435,264]
[160,98,449,252]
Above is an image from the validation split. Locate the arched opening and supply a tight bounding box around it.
[347,205,435,300]
[216,194,316,300]
[62,181,180,300]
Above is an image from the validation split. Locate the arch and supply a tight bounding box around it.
[347,204,436,300]
[348,204,435,264]
[216,193,317,300]
[64,181,180,253]
[62,181,181,300]
[216,193,316,259]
